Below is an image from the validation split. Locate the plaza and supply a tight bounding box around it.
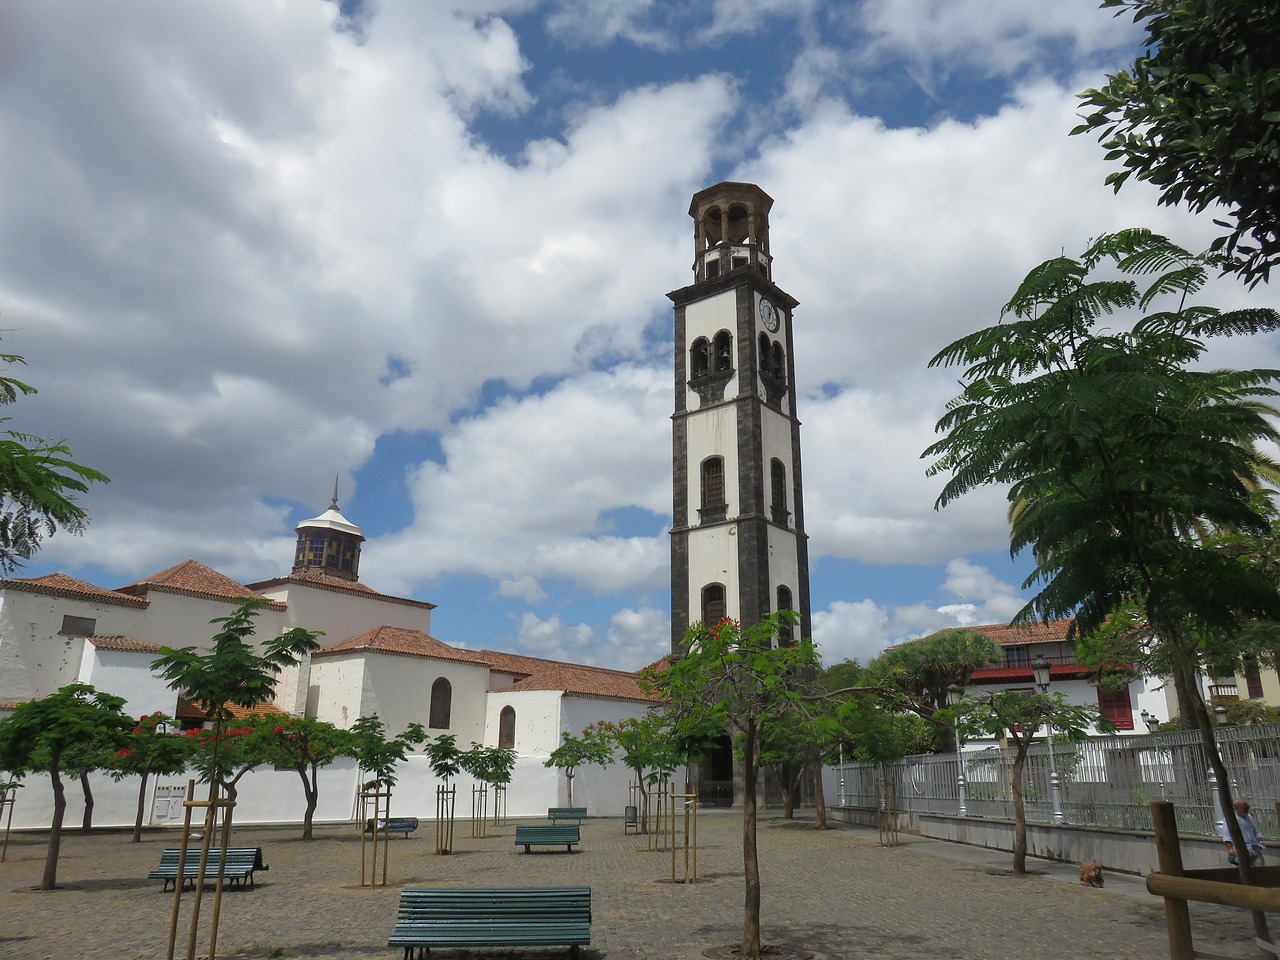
[0,813,1256,960]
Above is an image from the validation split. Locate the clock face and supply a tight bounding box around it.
[760,299,779,332]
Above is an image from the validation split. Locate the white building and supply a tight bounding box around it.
[0,496,658,829]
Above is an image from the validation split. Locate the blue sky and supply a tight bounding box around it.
[3,0,1277,672]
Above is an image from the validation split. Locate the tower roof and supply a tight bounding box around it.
[295,505,364,539]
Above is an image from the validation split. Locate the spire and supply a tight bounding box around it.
[330,472,341,511]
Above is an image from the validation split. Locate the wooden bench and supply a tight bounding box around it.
[365,817,420,839]
[147,846,268,891]
[547,806,588,824]
[515,824,580,853]
[388,886,591,959]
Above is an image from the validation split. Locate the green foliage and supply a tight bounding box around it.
[0,349,109,574]
[348,715,426,792]
[544,730,614,772]
[1074,0,1280,286]
[423,734,463,781]
[109,712,191,780]
[180,717,271,795]
[0,683,133,888]
[462,743,518,786]
[150,600,323,726]
[925,228,1280,644]
[863,629,1001,736]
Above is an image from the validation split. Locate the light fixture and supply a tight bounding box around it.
[1214,703,1229,726]
[1141,709,1159,734]
[1032,655,1052,693]
[946,682,967,817]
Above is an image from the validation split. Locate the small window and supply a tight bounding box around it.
[713,331,733,372]
[770,459,787,523]
[772,342,785,379]
[691,338,710,377]
[1005,646,1030,667]
[702,457,725,509]
[60,615,96,637]
[498,706,516,749]
[758,333,771,370]
[1244,656,1264,699]
[776,586,794,647]
[702,584,727,624]
[429,678,452,729]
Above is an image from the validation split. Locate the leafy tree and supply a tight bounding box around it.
[650,613,824,960]
[0,350,109,573]
[580,713,680,834]
[181,717,277,801]
[1074,0,1280,286]
[545,729,616,807]
[260,716,350,840]
[862,629,1001,750]
[461,743,517,789]
[924,227,1280,937]
[347,715,427,793]
[951,691,1101,874]
[0,684,133,888]
[109,712,191,842]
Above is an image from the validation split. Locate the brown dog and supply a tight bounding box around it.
[1079,861,1104,887]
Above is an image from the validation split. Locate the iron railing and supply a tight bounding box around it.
[834,723,1280,837]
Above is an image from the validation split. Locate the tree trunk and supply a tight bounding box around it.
[813,762,828,830]
[741,720,762,959]
[1010,749,1027,875]
[44,763,65,890]
[132,767,151,843]
[79,771,94,832]
[302,765,318,841]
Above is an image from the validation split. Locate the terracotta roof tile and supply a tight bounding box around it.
[483,653,660,702]
[313,625,489,665]
[969,621,1074,647]
[176,699,285,720]
[1,572,148,608]
[118,559,281,607]
[89,635,162,653]
[246,573,437,610]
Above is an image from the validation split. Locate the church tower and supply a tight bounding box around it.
[292,479,365,582]
[668,182,812,651]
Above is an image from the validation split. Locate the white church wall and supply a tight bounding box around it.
[683,291,740,415]
[557,696,657,814]
[308,653,373,728]
[686,529,740,622]
[257,582,432,646]
[80,648,176,717]
[138,592,287,651]
[484,689,562,755]
[426,663,490,745]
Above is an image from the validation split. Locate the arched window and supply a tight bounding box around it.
[758,333,771,370]
[713,331,733,372]
[777,586,795,647]
[770,459,788,523]
[772,341,785,380]
[498,706,516,749]
[429,677,452,729]
[691,338,710,377]
[701,457,725,508]
[702,583,727,624]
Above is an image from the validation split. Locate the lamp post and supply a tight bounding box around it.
[946,683,967,817]
[1032,655,1066,824]
[1140,710,1168,799]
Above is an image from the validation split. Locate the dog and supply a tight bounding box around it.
[1079,861,1104,887]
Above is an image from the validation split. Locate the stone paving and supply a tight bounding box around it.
[0,811,1264,960]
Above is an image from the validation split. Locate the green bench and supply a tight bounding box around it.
[365,817,420,839]
[515,824,580,853]
[547,806,588,823]
[147,846,268,891]
[388,886,591,959]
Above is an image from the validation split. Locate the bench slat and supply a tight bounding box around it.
[388,887,591,952]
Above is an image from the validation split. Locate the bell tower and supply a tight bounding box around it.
[292,478,365,582]
[668,182,812,650]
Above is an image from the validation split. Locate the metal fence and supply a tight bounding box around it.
[833,722,1280,838]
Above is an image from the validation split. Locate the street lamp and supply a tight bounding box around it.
[1140,710,1168,798]
[946,683,967,817]
[1032,655,1066,825]
[1141,709,1159,734]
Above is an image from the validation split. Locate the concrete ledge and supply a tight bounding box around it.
[829,806,1228,875]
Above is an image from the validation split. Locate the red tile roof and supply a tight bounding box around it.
[89,635,162,653]
[176,699,285,720]
[1,572,148,608]
[118,559,284,608]
[313,625,490,665]
[246,573,437,610]
[968,620,1074,646]
[481,652,660,703]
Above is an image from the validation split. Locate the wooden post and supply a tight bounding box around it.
[1152,801,1195,960]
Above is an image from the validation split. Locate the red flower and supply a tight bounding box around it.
[116,748,132,758]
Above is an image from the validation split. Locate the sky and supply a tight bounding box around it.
[2,0,1278,673]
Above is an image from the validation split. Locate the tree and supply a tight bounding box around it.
[581,713,680,834]
[1074,0,1280,286]
[952,691,1101,873]
[461,743,517,792]
[182,718,269,802]
[0,684,133,888]
[347,715,427,794]
[924,227,1280,939]
[109,712,191,842]
[649,613,823,960]
[259,716,350,840]
[545,730,615,806]
[863,629,1001,750]
[0,350,109,573]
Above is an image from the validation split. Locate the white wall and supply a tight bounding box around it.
[485,690,562,755]
[683,291,739,415]
[79,647,177,717]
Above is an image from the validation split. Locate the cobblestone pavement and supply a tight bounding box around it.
[0,812,1264,960]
